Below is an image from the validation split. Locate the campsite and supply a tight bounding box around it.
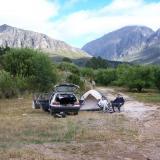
[0,3,160,158]
[0,47,160,160]
[0,86,160,160]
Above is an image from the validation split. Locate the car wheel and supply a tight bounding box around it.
[74,112,78,115]
[42,107,49,112]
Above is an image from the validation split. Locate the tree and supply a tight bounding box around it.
[85,57,109,69]
[80,68,94,80]
[0,46,10,56]
[27,53,57,91]
[58,62,80,75]
[95,69,117,86]
[62,57,72,63]
[3,48,57,92]
[0,70,16,98]
[154,66,160,91]
[116,65,154,92]
[67,74,85,91]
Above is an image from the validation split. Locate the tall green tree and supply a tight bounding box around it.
[95,69,117,86]
[116,65,154,92]
[3,48,57,92]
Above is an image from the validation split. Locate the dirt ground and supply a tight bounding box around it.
[0,87,160,160]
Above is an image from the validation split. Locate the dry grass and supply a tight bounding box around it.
[0,97,158,160]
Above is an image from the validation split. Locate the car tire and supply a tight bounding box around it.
[74,112,78,115]
[42,107,49,112]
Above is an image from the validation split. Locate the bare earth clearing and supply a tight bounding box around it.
[0,87,160,160]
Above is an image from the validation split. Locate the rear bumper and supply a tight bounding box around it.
[50,105,80,113]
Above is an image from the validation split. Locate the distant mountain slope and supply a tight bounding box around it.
[126,29,160,64]
[0,24,90,59]
[147,28,160,47]
[132,46,160,64]
[82,26,154,61]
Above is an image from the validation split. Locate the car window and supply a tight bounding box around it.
[55,84,79,92]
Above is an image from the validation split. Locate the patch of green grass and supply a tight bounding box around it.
[113,87,160,104]
[127,90,160,104]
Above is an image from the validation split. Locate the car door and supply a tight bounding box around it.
[32,93,52,111]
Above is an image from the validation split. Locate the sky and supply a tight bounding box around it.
[0,0,160,48]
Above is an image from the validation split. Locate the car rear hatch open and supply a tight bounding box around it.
[55,93,77,106]
[55,83,79,93]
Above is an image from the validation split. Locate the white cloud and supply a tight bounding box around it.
[0,0,59,35]
[50,0,160,47]
[0,0,160,47]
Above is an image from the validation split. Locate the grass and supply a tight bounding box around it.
[0,98,136,154]
[1,87,160,159]
[114,87,160,104]
[127,91,160,104]
[0,97,140,159]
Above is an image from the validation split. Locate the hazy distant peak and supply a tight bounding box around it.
[82,25,154,61]
[0,24,90,59]
[0,24,12,32]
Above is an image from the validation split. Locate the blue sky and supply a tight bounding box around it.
[0,0,160,48]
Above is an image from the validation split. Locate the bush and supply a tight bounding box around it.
[62,57,72,63]
[0,70,16,98]
[86,57,109,69]
[116,65,154,92]
[67,74,85,91]
[58,62,80,75]
[2,48,57,92]
[154,67,160,91]
[80,68,94,80]
[27,53,57,91]
[67,74,81,85]
[95,69,117,86]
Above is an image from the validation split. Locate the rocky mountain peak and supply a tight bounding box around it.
[0,24,90,59]
[156,28,160,36]
[0,24,12,32]
[82,26,154,60]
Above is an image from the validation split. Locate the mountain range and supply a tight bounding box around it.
[0,24,90,59]
[82,26,160,64]
[0,24,160,64]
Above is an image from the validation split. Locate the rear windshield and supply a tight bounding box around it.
[55,85,78,92]
[56,94,77,105]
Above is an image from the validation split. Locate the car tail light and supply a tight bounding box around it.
[74,101,80,107]
[75,101,79,105]
[52,101,60,106]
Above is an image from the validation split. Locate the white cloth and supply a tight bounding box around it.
[98,99,109,111]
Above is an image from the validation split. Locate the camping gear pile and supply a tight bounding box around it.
[80,89,118,113]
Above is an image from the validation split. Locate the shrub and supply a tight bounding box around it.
[0,70,16,98]
[58,62,80,75]
[95,69,117,86]
[67,74,85,91]
[154,67,160,91]
[2,48,57,92]
[62,57,72,63]
[116,65,154,92]
[80,68,94,80]
[85,57,109,69]
[67,74,81,85]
